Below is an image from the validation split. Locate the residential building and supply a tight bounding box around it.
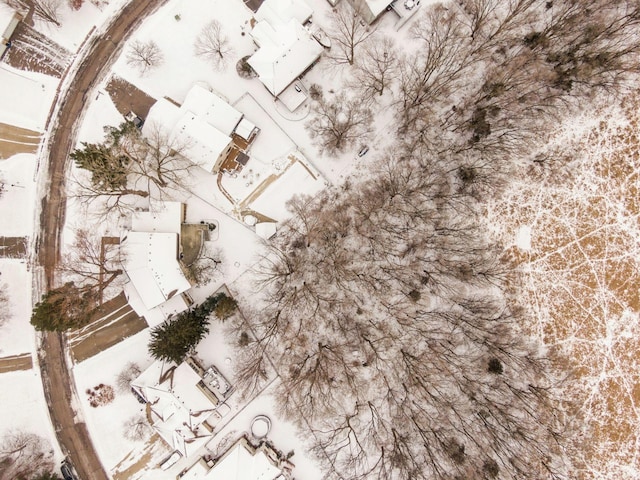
[131,356,233,458]
[143,85,259,174]
[248,0,323,106]
[180,435,293,480]
[121,201,193,324]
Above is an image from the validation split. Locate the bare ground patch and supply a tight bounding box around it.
[105,75,156,120]
[491,94,640,479]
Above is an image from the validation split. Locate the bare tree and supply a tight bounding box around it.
[351,36,398,98]
[194,20,234,71]
[0,430,55,480]
[0,283,9,328]
[184,243,225,287]
[327,2,377,65]
[2,0,62,26]
[116,361,141,393]
[120,122,195,195]
[60,229,123,298]
[123,415,152,441]
[72,121,193,219]
[306,93,373,155]
[126,40,164,75]
[239,145,568,479]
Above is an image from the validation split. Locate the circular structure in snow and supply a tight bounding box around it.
[244,214,257,226]
[251,415,271,439]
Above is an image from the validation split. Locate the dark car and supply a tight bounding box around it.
[61,460,79,480]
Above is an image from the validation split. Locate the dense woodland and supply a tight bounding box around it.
[232,1,640,479]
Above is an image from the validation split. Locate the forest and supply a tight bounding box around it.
[230,1,640,479]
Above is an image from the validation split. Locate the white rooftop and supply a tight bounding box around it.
[175,112,233,172]
[0,4,18,38]
[204,442,283,480]
[182,85,244,137]
[142,97,183,138]
[131,200,183,235]
[256,0,313,25]
[122,231,191,310]
[249,19,323,96]
[132,360,218,457]
[143,88,241,171]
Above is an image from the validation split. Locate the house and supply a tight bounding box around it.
[180,435,293,480]
[143,85,259,174]
[121,201,193,324]
[248,0,323,105]
[131,356,233,458]
[0,5,21,58]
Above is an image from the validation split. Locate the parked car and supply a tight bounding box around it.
[357,146,369,157]
[61,460,79,480]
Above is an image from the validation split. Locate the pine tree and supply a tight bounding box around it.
[30,282,96,332]
[148,293,237,363]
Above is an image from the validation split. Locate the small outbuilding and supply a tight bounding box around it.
[0,5,21,58]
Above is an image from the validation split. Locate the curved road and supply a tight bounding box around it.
[36,2,167,479]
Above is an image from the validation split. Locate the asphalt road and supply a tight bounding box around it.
[36,1,168,479]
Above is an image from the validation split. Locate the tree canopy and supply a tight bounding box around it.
[148,292,235,364]
[30,282,96,332]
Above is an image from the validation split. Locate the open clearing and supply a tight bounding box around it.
[491,93,640,479]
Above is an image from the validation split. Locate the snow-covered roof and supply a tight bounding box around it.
[248,19,323,96]
[255,222,277,240]
[256,0,313,25]
[132,360,218,457]
[182,85,244,137]
[247,152,324,222]
[143,87,241,172]
[235,117,258,141]
[175,112,233,172]
[122,231,191,310]
[131,201,183,235]
[277,82,307,111]
[142,98,183,137]
[366,0,393,17]
[0,4,19,39]
[209,443,282,480]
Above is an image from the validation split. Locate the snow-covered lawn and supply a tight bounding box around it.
[0,369,62,462]
[73,328,155,471]
[0,66,58,132]
[0,153,37,236]
[0,259,34,357]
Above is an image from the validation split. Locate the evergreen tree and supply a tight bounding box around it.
[30,282,96,332]
[148,293,234,363]
[148,312,208,364]
[149,293,237,363]
[30,472,62,480]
